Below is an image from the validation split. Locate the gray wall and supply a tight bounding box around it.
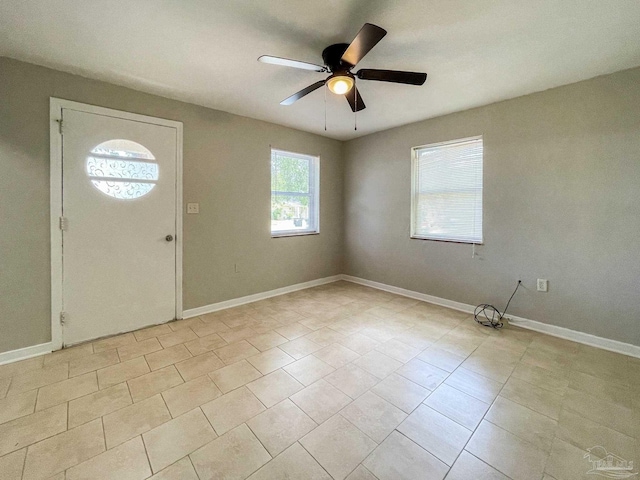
[344,67,640,346]
[0,57,344,354]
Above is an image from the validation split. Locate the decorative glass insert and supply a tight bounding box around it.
[86,139,158,200]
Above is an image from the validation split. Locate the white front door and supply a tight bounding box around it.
[61,107,179,346]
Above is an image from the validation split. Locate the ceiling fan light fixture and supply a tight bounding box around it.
[327,74,354,95]
[261,23,427,113]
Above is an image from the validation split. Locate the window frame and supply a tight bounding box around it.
[410,135,484,244]
[270,148,320,238]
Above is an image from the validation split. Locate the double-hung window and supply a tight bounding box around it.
[271,149,319,236]
[411,136,483,243]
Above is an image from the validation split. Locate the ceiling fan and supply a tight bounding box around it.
[258,23,427,112]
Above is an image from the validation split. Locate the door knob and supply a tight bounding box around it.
[165,235,174,242]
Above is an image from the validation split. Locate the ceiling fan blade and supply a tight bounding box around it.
[280,81,326,105]
[345,86,366,112]
[258,55,326,72]
[357,69,427,85]
[341,23,387,67]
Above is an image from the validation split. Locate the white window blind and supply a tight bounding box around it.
[271,149,319,236]
[411,136,483,243]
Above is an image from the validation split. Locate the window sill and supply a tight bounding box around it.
[410,235,483,245]
[272,231,319,238]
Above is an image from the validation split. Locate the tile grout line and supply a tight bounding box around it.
[456,450,518,480]
[20,444,28,480]
[139,432,154,476]
[157,386,173,420]
[242,419,274,463]
[292,440,336,479]
[100,415,107,452]
[66,393,70,432]
[198,405,219,437]
[187,452,203,480]
[296,438,343,480]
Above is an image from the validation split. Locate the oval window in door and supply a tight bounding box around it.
[86,139,159,199]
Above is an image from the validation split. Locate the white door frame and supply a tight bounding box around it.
[49,98,183,350]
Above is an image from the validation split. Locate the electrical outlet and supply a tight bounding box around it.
[537,279,548,292]
[187,203,199,214]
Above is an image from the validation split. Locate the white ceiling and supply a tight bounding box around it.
[1,1,640,140]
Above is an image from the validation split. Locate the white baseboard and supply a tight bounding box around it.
[0,342,52,366]
[341,275,640,359]
[183,275,344,318]
[341,275,475,315]
[506,315,640,359]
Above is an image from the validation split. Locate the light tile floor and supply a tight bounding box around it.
[1,281,639,479]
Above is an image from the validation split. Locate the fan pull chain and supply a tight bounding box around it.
[324,84,327,131]
[354,89,358,131]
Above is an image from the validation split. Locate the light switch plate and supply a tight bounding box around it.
[187,203,199,214]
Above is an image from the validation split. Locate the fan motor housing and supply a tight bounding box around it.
[322,43,352,72]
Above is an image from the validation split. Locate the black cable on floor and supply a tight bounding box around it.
[474,280,522,329]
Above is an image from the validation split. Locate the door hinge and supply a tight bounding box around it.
[59,311,67,325]
[58,119,64,135]
[59,216,68,231]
